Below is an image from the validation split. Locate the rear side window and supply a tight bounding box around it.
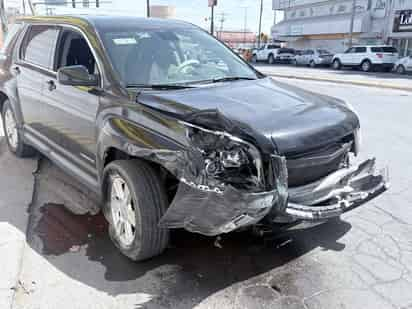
[355,47,367,53]
[267,44,277,49]
[21,25,59,69]
[371,47,398,53]
[0,23,23,56]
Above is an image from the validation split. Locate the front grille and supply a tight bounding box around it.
[286,140,352,187]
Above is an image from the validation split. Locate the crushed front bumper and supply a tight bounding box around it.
[284,158,388,220]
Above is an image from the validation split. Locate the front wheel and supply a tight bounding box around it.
[1,100,36,157]
[103,159,169,261]
[332,59,341,70]
[309,60,316,68]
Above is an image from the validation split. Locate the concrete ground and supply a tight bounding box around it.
[1,76,412,309]
[254,64,412,91]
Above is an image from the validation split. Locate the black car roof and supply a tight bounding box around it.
[17,15,195,30]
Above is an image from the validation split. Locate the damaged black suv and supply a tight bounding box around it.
[0,16,387,261]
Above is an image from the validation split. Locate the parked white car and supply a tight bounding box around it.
[252,44,280,64]
[394,55,412,74]
[332,46,399,72]
[294,49,334,67]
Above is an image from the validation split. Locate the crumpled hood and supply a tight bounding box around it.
[135,77,360,155]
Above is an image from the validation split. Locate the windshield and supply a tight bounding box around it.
[99,26,258,86]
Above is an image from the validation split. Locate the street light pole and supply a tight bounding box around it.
[348,0,357,48]
[257,0,263,48]
[146,0,150,17]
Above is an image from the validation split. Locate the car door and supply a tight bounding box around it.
[354,47,367,65]
[39,27,101,179]
[16,25,59,131]
[341,47,355,65]
[407,56,412,71]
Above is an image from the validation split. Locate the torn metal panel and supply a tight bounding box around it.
[284,159,388,220]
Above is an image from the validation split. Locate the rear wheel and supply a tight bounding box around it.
[309,60,316,68]
[361,60,372,72]
[1,100,36,157]
[104,159,169,261]
[332,59,341,70]
[396,65,406,74]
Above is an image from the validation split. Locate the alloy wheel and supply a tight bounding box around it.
[397,65,405,74]
[362,61,371,72]
[4,107,18,149]
[110,175,137,247]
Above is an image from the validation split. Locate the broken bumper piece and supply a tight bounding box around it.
[285,158,388,220]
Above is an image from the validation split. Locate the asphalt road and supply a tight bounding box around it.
[1,78,412,309]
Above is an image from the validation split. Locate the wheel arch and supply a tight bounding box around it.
[0,91,8,111]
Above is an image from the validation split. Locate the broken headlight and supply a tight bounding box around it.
[181,121,264,191]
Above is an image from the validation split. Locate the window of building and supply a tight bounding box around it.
[21,25,59,69]
[337,5,347,13]
[299,10,306,17]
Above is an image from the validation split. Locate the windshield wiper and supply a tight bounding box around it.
[196,76,256,83]
[126,84,194,90]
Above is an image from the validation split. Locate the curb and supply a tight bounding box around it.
[262,72,412,92]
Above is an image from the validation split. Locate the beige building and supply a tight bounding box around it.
[150,5,176,19]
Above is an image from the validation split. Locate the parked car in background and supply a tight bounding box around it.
[251,43,280,64]
[294,49,334,67]
[272,48,295,64]
[394,55,412,74]
[332,46,399,72]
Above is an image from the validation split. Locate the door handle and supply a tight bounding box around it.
[46,80,56,91]
[12,66,20,75]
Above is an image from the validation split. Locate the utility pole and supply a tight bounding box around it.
[210,5,215,35]
[257,0,263,48]
[0,0,8,35]
[242,6,248,47]
[348,0,357,48]
[146,0,150,17]
[217,12,226,39]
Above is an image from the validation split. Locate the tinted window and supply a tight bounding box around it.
[317,49,330,55]
[355,47,367,53]
[21,25,59,69]
[267,44,277,49]
[371,47,398,53]
[56,29,97,75]
[278,48,295,54]
[0,23,23,56]
[345,48,355,53]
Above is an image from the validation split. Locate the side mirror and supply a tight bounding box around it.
[58,65,98,87]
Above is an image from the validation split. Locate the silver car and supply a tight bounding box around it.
[294,49,334,67]
[394,55,412,74]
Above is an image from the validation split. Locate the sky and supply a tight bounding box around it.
[5,0,282,35]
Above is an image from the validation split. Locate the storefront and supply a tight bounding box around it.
[389,9,412,56]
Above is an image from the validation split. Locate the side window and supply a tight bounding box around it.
[55,29,97,75]
[21,25,59,69]
[355,47,366,53]
[345,48,355,53]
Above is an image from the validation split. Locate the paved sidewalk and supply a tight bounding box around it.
[254,64,412,91]
[0,130,37,309]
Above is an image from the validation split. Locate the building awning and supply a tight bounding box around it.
[272,13,371,38]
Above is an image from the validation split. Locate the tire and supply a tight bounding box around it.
[251,55,257,63]
[361,60,372,72]
[332,59,341,70]
[268,54,275,65]
[103,159,169,261]
[1,100,36,157]
[396,65,406,74]
[309,60,316,68]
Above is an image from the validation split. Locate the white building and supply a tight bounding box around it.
[271,0,412,55]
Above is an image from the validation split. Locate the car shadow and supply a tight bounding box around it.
[19,156,353,307]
